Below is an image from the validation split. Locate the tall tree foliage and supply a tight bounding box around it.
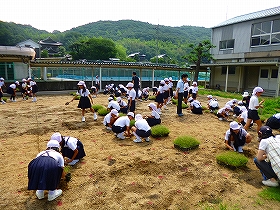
[69,37,117,60]
[183,40,215,82]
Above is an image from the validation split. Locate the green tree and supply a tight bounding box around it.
[183,40,215,82]
[41,50,49,58]
[69,37,117,60]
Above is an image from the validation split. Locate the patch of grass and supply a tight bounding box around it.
[2,97,7,102]
[173,135,200,151]
[97,107,110,116]
[204,110,210,113]
[70,92,76,96]
[259,187,280,202]
[92,104,105,111]
[151,125,170,137]
[148,95,156,100]
[216,151,248,168]
[130,119,135,127]
[171,98,188,109]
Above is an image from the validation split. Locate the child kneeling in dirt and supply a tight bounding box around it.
[224,121,252,153]
[131,114,151,143]
[50,132,86,166]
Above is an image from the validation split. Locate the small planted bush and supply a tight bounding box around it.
[130,119,135,127]
[151,125,170,137]
[148,95,156,100]
[182,102,188,109]
[92,104,104,111]
[216,151,248,168]
[98,107,110,116]
[172,98,178,104]
[2,97,7,102]
[173,135,200,151]
[259,187,280,202]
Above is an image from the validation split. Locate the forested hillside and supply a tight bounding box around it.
[0,20,211,65]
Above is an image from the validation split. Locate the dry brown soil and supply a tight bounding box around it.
[0,92,280,210]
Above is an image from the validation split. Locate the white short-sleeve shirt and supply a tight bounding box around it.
[108,101,120,111]
[135,119,151,132]
[77,89,90,97]
[37,150,64,167]
[64,136,78,151]
[114,116,130,127]
[128,89,136,100]
[248,95,259,110]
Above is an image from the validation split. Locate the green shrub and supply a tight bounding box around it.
[173,135,200,151]
[92,104,105,111]
[216,151,248,168]
[148,95,156,100]
[259,187,280,202]
[172,97,178,104]
[151,125,170,137]
[204,109,210,113]
[130,119,135,127]
[171,98,188,109]
[182,102,188,109]
[98,107,110,116]
[2,97,7,102]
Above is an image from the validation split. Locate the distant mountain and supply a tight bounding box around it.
[0,20,211,65]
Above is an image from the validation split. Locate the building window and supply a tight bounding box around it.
[271,69,278,78]
[221,66,236,74]
[251,19,280,46]
[260,69,268,78]
[219,39,234,50]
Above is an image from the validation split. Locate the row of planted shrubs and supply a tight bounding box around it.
[93,101,248,168]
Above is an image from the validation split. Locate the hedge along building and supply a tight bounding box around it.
[203,6,280,97]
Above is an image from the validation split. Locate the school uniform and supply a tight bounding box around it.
[128,88,136,112]
[142,88,149,100]
[21,82,28,95]
[91,86,97,94]
[183,82,189,99]
[28,149,64,190]
[209,99,219,111]
[188,85,198,99]
[168,81,173,97]
[217,107,229,120]
[146,109,161,126]
[61,136,86,161]
[118,99,128,114]
[155,86,164,103]
[7,83,16,95]
[30,80,38,93]
[248,95,260,121]
[176,79,185,115]
[135,119,151,138]
[152,87,158,95]
[77,88,92,109]
[163,83,169,99]
[95,78,100,89]
[108,100,120,111]
[190,99,203,114]
[112,116,130,134]
[225,128,248,151]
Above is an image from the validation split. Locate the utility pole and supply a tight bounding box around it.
[155,24,159,64]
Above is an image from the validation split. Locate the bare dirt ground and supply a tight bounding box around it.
[0,92,280,210]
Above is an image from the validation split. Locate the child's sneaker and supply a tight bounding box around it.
[117,132,125,140]
[94,113,97,121]
[82,116,85,122]
[133,138,142,143]
[145,137,150,142]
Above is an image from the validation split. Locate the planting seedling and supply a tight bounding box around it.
[151,125,170,137]
[98,107,110,116]
[173,135,200,151]
[92,104,105,111]
[216,151,248,168]
[148,95,156,100]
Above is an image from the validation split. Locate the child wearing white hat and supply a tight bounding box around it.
[188,97,203,114]
[107,97,120,111]
[155,80,165,114]
[244,86,264,132]
[0,77,5,104]
[103,109,119,130]
[29,78,38,102]
[117,97,128,114]
[6,81,20,102]
[224,121,252,153]
[145,103,161,127]
[28,140,65,201]
[126,82,136,112]
[188,81,198,99]
[112,112,134,139]
[50,132,86,166]
[242,91,250,109]
[131,114,151,143]
[70,81,97,122]
[217,105,232,121]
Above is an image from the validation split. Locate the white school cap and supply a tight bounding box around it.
[127,112,134,118]
[47,140,60,148]
[126,82,134,88]
[50,132,62,143]
[135,114,143,121]
[230,121,240,130]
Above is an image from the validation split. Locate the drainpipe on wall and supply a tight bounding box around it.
[276,64,280,97]
[225,65,229,92]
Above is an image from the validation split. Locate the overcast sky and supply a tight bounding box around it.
[1,0,279,32]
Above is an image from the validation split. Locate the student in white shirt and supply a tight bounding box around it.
[126,82,136,112]
[51,132,86,166]
[103,109,119,130]
[112,112,134,139]
[70,81,97,122]
[145,103,161,126]
[188,97,203,114]
[131,114,151,143]
[254,126,280,187]
[28,140,65,201]
[117,97,128,114]
[244,87,264,132]
[107,97,120,111]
